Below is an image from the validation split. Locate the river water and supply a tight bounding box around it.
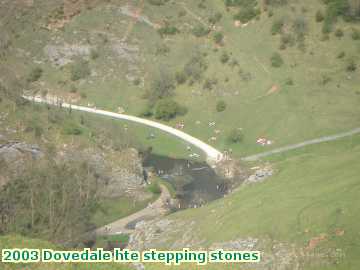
[142,154,229,209]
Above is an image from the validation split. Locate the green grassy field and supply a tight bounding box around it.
[142,133,360,269]
[92,195,157,228]
[9,0,359,159]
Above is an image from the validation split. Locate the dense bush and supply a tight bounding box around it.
[148,0,169,6]
[27,67,43,82]
[183,53,208,82]
[213,32,224,44]
[351,28,360,40]
[292,17,308,38]
[220,52,230,63]
[216,100,227,112]
[203,78,218,90]
[209,12,223,24]
[270,52,284,67]
[227,129,244,143]
[234,6,260,23]
[140,104,154,117]
[335,28,344,37]
[175,70,187,84]
[192,25,210,37]
[280,33,294,48]
[315,10,325,22]
[337,51,346,58]
[346,59,357,72]
[155,43,170,55]
[63,121,83,135]
[271,18,284,35]
[264,0,288,6]
[147,181,161,194]
[90,49,99,60]
[158,22,179,36]
[146,71,175,104]
[70,59,91,81]
[155,99,187,121]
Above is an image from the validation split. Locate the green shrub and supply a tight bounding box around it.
[133,78,141,86]
[213,32,224,44]
[234,6,260,23]
[320,74,331,85]
[183,53,207,82]
[315,10,324,22]
[148,0,168,6]
[337,51,345,59]
[70,59,91,81]
[155,99,186,121]
[90,49,99,60]
[335,28,344,38]
[203,78,218,90]
[220,52,230,63]
[351,28,360,40]
[271,18,284,35]
[70,85,77,93]
[346,59,357,72]
[209,12,222,24]
[27,67,43,82]
[146,71,175,104]
[270,52,284,67]
[158,22,179,36]
[178,10,186,17]
[63,121,83,135]
[322,16,333,34]
[216,100,227,112]
[192,25,210,37]
[228,129,244,143]
[140,104,154,117]
[155,43,170,55]
[147,181,161,194]
[175,70,187,84]
[264,0,288,6]
[281,33,294,47]
[292,17,308,38]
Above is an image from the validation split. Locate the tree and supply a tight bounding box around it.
[271,52,284,67]
[70,59,91,81]
[0,159,99,242]
[154,99,187,121]
[228,129,244,143]
[216,100,227,112]
[146,71,175,104]
[27,67,43,82]
[213,32,224,45]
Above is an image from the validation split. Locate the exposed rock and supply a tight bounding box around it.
[0,141,43,187]
[0,141,43,164]
[214,159,249,180]
[43,44,91,66]
[244,165,273,185]
[60,147,147,200]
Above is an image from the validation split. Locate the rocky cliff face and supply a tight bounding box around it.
[0,141,43,187]
[0,138,147,200]
[59,147,148,199]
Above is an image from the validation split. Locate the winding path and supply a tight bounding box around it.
[23,95,223,163]
[242,127,360,161]
[95,185,171,235]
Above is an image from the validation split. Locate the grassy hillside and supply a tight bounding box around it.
[4,0,359,158]
[142,133,360,269]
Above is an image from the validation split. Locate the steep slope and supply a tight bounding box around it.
[129,134,360,269]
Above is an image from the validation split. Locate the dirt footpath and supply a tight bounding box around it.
[96,185,171,235]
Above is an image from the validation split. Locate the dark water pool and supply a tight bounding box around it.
[142,154,229,208]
